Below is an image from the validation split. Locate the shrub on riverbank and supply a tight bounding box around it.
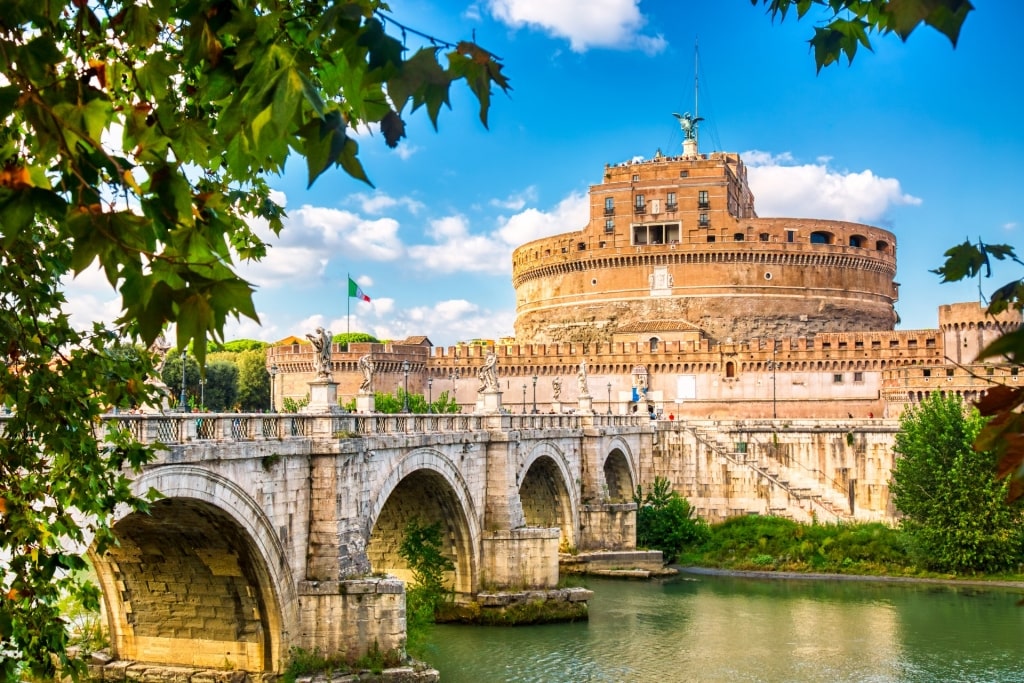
[634,477,710,563]
[678,516,929,576]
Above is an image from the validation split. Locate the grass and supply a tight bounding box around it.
[677,516,1024,582]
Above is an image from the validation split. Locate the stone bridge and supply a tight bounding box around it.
[88,411,651,674]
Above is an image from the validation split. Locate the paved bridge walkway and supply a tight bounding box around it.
[86,411,651,674]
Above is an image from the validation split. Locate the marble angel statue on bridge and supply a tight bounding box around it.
[577,360,591,398]
[306,326,333,381]
[477,351,499,393]
[358,354,374,394]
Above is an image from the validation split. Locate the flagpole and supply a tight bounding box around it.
[347,272,351,336]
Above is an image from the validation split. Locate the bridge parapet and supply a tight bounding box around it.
[79,411,650,446]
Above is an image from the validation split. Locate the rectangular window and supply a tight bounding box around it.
[666,192,677,210]
[889,340,899,348]
[698,213,709,227]
[855,341,864,349]
[604,197,614,214]
[908,339,918,349]
[632,174,639,182]
[925,338,936,348]
[987,367,995,376]
[871,340,881,349]
[786,230,795,243]
[698,190,709,209]
[945,368,954,377]
[679,170,688,178]
[833,374,843,384]
[853,372,864,383]
[605,219,614,233]
[706,235,716,243]
[634,194,645,212]
[922,369,932,378]
[821,342,832,350]
[838,341,848,350]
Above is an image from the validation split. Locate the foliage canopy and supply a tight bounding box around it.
[890,393,1024,573]
[0,0,507,676]
[753,0,974,71]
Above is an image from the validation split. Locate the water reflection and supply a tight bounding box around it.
[426,574,1024,682]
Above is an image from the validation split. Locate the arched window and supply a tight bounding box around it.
[810,231,833,244]
[849,234,866,248]
[876,240,890,253]
[759,232,770,242]
[733,232,745,241]
[649,337,659,352]
[725,361,736,378]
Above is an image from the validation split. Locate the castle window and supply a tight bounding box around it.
[786,230,795,243]
[810,231,834,244]
[889,340,899,348]
[853,372,864,383]
[666,192,677,210]
[733,232,744,241]
[923,369,932,378]
[706,235,716,243]
[679,170,688,178]
[604,197,614,214]
[946,368,954,377]
[649,337,659,352]
[908,339,917,349]
[1012,367,1019,377]
[725,361,736,378]
[849,234,866,248]
[699,213,709,227]
[876,240,890,253]
[871,340,881,349]
[821,342,831,350]
[833,374,843,383]
[698,190,709,209]
[577,242,586,251]
[634,194,646,213]
[926,338,936,348]
[632,174,639,182]
[855,341,864,349]
[605,219,614,233]
[759,233,770,242]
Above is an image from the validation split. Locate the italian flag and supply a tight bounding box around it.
[348,277,371,302]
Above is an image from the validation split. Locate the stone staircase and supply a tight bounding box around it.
[685,425,853,522]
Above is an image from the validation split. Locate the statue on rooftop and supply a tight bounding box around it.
[673,112,704,141]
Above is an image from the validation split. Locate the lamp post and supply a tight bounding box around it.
[770,341,778,420]
[607,382,612,415]
[427,377,433,413]
[200,377,206,411]
[402,360,410,413]
[269,363,278,412]
[522,383,527,413]
[532,375,538,414]
[178,350,188,411]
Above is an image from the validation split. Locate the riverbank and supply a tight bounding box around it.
[676,565,1024,591]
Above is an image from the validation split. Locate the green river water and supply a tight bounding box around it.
[423,573,1024,683]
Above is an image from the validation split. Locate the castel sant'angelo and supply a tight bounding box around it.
[269,115,1021,421]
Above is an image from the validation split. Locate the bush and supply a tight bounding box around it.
[634,477,709,563]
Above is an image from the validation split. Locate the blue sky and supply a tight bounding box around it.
[68,2,1024,347]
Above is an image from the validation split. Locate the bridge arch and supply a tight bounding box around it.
[88,466,296,673]
[602,436,639,503]
[365,448,480,597]
[517,441,579,549]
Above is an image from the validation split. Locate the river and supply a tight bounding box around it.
[423,573,1024,682]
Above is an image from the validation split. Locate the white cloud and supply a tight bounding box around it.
[349,192,424,215]
[394,142,419,161]
[490,186,538,211]
[744,151,921,223]
[1003,222,1017,231]
[408,191,588,275]
[487,0,665,54]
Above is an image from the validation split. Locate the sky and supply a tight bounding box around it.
[67,1,1024,347]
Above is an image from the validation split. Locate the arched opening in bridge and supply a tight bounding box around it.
[603,449,634,503]
[368,469,474,597]
[91,498,279,672]
[519,456,575,548]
